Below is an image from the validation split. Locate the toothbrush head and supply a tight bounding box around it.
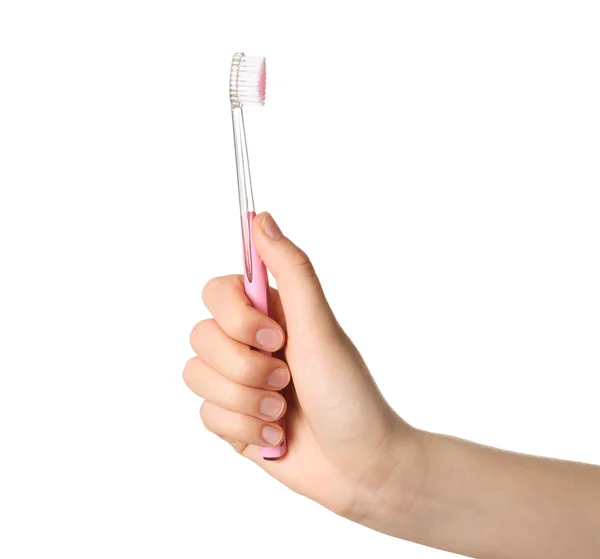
[230,52,266,109]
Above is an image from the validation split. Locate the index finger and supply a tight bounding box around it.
[201,275,285,353]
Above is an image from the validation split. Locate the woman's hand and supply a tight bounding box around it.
[184,212,600,558]
[183,212,421,522]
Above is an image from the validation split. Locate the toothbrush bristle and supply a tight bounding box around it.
[230,53,266,108]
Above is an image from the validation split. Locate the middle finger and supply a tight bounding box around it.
[190,319,290,390]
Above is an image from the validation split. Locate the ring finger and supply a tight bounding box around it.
[184,357,287,422]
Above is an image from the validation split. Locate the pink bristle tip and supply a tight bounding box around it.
[259,60,266,103]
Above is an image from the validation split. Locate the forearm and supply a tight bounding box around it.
[369,429,600,558]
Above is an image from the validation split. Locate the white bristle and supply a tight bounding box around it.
[230,52,266,108]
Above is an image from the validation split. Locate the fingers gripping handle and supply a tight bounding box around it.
[242,211,287,460]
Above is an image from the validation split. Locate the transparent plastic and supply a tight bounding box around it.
[231,106,255,282]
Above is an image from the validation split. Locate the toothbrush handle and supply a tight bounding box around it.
[243,211,287,460]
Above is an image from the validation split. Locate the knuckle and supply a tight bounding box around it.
[291,248,316,278]
[236,353,256,384]
[202,275,239,307]
[182,357,199,385]
[189,318,215,348]
[199,400,210,425]
[228,383,250,412]
[224,316,251,343]
[201,276,222,306]
[199,401,217,432]
[231,411,250,436]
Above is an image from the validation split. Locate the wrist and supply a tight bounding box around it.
[347,422,431,538]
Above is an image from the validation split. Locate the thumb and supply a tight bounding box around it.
[253,213,394,447]
[253,212,339,340]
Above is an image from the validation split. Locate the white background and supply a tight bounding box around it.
[1,1,599,558]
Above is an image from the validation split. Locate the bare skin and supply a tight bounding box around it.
[184,212,600,559]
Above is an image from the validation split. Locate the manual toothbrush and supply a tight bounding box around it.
[229,52,287,460]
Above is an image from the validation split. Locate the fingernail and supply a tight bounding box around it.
[256,328,283,351]
[260,397,284,419]
[266,368,289,388]
[261,425,283,445]
[261,213,283,240]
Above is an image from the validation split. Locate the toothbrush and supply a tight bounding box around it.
[229,52,287,460]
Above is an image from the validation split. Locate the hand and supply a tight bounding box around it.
[184,212,600,558]
[184,212,421,521]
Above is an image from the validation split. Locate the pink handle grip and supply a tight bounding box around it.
[243,211,287,460]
